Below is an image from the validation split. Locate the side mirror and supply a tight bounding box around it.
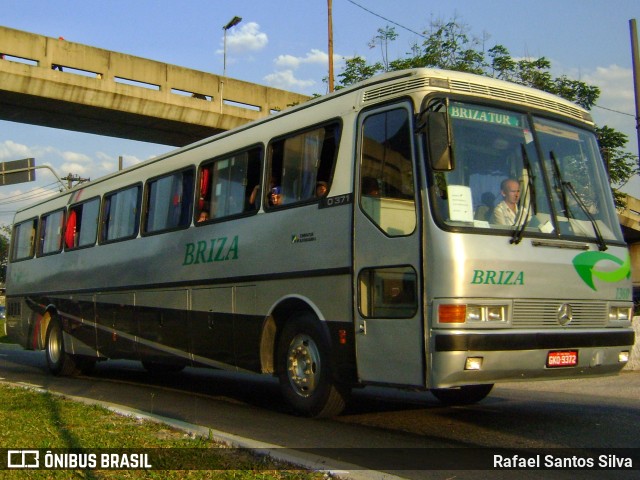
[426,111,454,171]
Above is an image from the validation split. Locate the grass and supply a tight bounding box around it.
[0,324,330,479]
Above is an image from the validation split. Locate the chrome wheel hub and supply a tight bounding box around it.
[286,334,320,397]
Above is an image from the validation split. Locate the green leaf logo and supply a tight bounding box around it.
[572,251,631,291]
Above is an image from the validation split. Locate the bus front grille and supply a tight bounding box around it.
[512,300,608,328]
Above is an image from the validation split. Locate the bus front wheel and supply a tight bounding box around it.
[45,316,81,377]
[430,384,494,406]
[277,314,348,417]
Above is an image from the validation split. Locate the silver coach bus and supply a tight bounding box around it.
[6,68,634,417]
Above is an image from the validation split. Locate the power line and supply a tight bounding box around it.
[593,104,636,118]
[0,190,57,206]
[344,0,426,39]
[0,182,60,206]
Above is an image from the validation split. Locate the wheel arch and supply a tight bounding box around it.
[35,304,60,351]
[259,295,330,375]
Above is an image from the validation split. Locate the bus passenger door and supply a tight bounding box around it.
[353,103,424,386]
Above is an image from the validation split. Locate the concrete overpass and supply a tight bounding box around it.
[0,26,310,146]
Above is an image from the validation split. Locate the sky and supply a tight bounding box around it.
[0,0,639,225]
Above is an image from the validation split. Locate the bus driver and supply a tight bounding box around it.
[492,178,521,225]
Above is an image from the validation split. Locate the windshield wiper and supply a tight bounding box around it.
[511,143,536,245]
[549,151,572,220]
[563,180,607,251]
[550,151,607,251]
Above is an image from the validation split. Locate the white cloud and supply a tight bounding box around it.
[62,150,92,164]
[582,64,637,152]
[266,49,350,94]
[0,140,32,160]
[121,154,144,168]
[0,139,153,188]
[95,151,115,172]
[60,162,90,176]
[58,150,94,176]
[223,22,268,54]
[584,65,634,112]
[263,69,316,91]
[275,49,329,69]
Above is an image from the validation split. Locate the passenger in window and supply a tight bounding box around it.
[249,185,261,207]
[197,208,209,223]
[316,181,329,198]
[492,178,521,225]
[270,186,283,206]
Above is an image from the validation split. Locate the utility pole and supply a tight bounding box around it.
[630,19,640,157]
[61,173,90,190]
[327,0,334,92]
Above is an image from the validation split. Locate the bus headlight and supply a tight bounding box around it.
[466,305,482,322]
[438,304,507,323]
[487,306,506,322]
[466,305,506,323]
[608,306,632,323]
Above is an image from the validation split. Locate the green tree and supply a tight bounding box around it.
[597,126,640,206]
[337,56,382,88]
[418,19,486,74]
[368,26,398,72]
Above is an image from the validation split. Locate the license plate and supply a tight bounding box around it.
[547,350,578,368]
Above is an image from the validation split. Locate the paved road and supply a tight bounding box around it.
[1,343,639,479]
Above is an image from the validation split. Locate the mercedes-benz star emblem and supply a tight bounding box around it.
[557,303,573,326]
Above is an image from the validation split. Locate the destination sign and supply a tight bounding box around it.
[449,104,522,127]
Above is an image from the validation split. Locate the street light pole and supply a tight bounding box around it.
[221,16,242,112]
[223,16,242,77]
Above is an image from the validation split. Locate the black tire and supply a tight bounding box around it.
[277,313,349,417]
[431,384,494,406]
[45,317,81,377]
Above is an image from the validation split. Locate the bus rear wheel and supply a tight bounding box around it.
[430,384,494,406]
[45,316,81,377]
[277,314,348,417]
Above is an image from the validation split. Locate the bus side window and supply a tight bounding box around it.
[101,185,141,243]
[268,124,339,207]
[66,197,100,249]
[11,218,37,261]
[38,209,65,256]
[144,169,194,233]
[198,146,261,221]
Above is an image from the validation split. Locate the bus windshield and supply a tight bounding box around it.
[429,100,624,244]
